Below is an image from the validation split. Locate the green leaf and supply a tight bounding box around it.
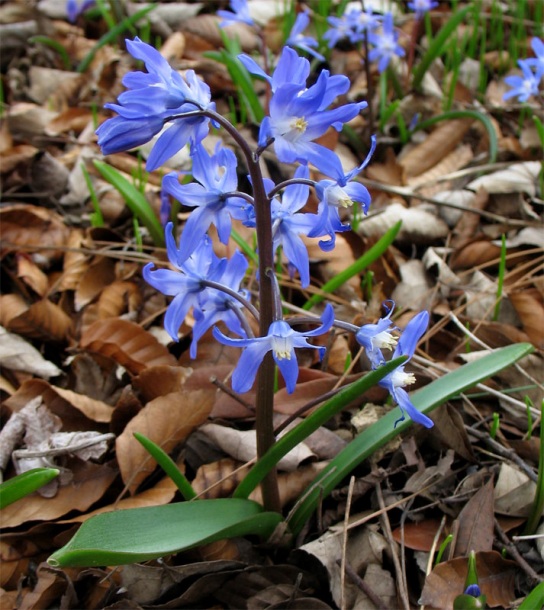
[288,342,534,534]
[234,357,407,500]
[93,160,164,246]
[0,468,60,509]
[48,499,282,567]
[303,221,402,310]
[412,6,471,91]
[133,432,197,501]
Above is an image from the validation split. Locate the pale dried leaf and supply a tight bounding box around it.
[0,326,61,378]
[466,161,542,196]
[358,203,449,243]
[116,389,214,493]
[200,423,315,472]
[80,318,177,374]
[494,463,537,517]
[391,259,433,310]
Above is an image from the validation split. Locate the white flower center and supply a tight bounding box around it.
[272,335,292,360]
[372,330,397,351]
[326,184,353,208]
[390,368,416,389]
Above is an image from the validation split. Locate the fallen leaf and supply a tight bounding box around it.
[453,478,495,557]
[0,326,62,378]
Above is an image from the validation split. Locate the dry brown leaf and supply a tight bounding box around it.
[450,239,502,270]
[74,256,117,312]
[453,478,495,557]
[406,144,474,190]
[5,379,112,431]
[45,107,93,136]
[419,551,517,609]
[80,318,177,374]
[365,146,404,185]
[116,388,214,493]
[0,205,70,262]
[17,562,67,610]
[57,229,89,292]
[0,460,117,528]
[16,256,49,297]
[399,118,474,179]
[392,519,448,552]
[7,299,73,342]
[96,280,142,320]
[0,144,38,174]
[508,289,544,348]
[133,365,193,402]
[0,294,29,327]
[192,458,249,500]
[0,539,45,590]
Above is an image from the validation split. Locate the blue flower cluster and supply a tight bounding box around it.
[95,16,432,428]
[503,38,544,103]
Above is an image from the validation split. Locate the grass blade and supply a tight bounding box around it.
[93,160,164,246]
[0,468,60,509]
[303,220,402,310]
[288,342,534,534]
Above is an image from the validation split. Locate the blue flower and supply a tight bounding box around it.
[324,8,380,48]
[238,46,367,176]
[161,143,251,263]
[407,0,439,19]
[269,165,319,288]
[142,223,226,342]
[503,59,543,102]
[525,37,544,73]
[464,585,482,598]
[96,38,216,171]
[286,11,325,62]
[368,13,405,73]
[217,0,255,28]
[379,311,434,428]
[355,300,398,368]
[66,0,95,22]
[191,250,250,358]
[309,135,375,251]
[213,304,335,393]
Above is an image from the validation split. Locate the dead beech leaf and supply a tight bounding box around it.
[45,107,93,136]
[0,294,29,327]
[453,478,495,557]
[392,519,447,552]
[201,423,315,472]
[509,290,544,348]
[399,118,474,179]
[58,229,88,292]
[466,161,542,196]
[7,299,73,342]
[96,280,142,320]
[192,458,250,500]
[16,255,49,297]
[406,144,474,190]
[116,388,214,493]
[5,379,112,431]
[494,463,537,517]
[419,551,517,609]
[74,256,117,312]
[80,318,177,374]
[450,239,502,270]
[0,326,62,379]
[133,365,193,402]
[0,204,70,262]
[0,460,117,528]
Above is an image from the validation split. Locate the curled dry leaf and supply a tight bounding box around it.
[5,379,113,431]
[466,161,542,196]
[116,388,215,494]
[419,551,517,609]
[508,289,544,348]
[133,365,193,402]
[406,144,474,191]
[0,204,70,262]
[16,255,49,297]
[399,118,474,179]
[96,280,142,320]
[74,256,117,312]
[7,299,73,343]
[200,422,315,472]
[80,318,177,375]
[57,229,88,292]
[0,326,62,379]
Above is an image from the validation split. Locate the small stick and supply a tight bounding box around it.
[336,559,389,610]
[494,519,543,583]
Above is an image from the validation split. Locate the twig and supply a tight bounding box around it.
[336,558,389,610]
[340,476,356,610]
[12,433,115,460]
[494,518,544,584]
[466,426,537,483]
[210,376,255,412]
[375,482,411,610]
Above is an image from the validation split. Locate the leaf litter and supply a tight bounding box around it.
[0,1,543,608]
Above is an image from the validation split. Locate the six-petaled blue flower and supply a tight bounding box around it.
[286,10,325,62]
[379,310,434,428]
[161,143,251,264]
[239,46,367,177]
[217,0,255,28]
[407,0,439,19]
[368,12,405,73]
[503,37,544,103]
[355,300,398,369]
[213,304,335,394]
[96,37,216,171]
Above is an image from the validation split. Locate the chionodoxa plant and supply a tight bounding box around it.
[48,31,532,568]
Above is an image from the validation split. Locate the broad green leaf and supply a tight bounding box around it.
[234,356,406,499]
[93,160,164,246]
[517,583,544,610]
[0,468,59,509]
[48,499,282,567]
[288,343,534,534]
